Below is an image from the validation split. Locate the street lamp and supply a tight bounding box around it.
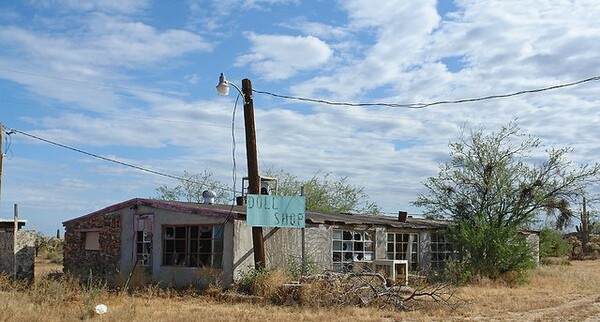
[216,73,266,269]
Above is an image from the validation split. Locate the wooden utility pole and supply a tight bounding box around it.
[242,79,266,269]
[0,122,3,208]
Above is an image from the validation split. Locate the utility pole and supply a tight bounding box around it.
[0,122,3,209]
[242,79,266,269]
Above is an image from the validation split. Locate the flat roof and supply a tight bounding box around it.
[63,198,450,230]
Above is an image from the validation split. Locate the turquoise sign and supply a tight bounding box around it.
[246,194,306,228]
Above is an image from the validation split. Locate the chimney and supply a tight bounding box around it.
[236,196,246,206]
[398,211,408,222]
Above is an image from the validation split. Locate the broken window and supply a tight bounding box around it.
[135,215,153,267]
[431,232,458,270]
[387,233,419,271]
[162,225,223,268]
[332,229,373,272]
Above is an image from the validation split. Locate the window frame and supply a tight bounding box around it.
[430,232,458,270]
[386,232,419,271]
[162,224,223,268]
[332,229,374,272]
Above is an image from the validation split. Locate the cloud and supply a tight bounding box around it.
[235,33,333,80]
[0,13,212,111]
[31,0,150,15]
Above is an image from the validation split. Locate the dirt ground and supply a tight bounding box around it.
[26,258,600,321]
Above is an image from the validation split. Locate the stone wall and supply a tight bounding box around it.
[63,212,121,280]
[0,230,35,281]
[15,231,35,281]
[0,232,13,275]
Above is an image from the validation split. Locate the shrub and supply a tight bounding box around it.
[539,228,570,258]
[449,220,536,281]
[286,256,319,280]
[236,266,291,301]
[193,267,222,293]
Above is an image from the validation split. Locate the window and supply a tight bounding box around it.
[84,231,100,251]
[431,232,458,270]
[332,230,373,272]
[135,215,153,267]
[136,230,152,266]
[387,233,419,271]
[162,225,223,268]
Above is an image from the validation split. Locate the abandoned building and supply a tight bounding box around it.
[0,216,36,281]
[62,197,490,287]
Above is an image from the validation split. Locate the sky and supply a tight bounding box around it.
[0,0,599,235]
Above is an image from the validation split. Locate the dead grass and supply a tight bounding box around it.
[2,259,599,321]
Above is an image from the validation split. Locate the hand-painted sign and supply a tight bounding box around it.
[246,194,306,228]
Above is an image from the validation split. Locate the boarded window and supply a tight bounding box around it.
[162,225,223,268]
[85,231,100,250]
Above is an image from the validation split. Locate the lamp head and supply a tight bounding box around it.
[216,73,230,96]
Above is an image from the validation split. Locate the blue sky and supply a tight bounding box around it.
[1,0,599,235]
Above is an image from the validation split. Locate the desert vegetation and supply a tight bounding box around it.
[1,256,599,321]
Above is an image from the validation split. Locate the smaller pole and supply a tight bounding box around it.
[301,186,306,276]
[0,122,3,209]
[13,203,18,279]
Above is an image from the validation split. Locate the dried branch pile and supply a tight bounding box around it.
[297,271,459,311]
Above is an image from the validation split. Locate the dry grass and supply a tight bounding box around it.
[2,259,599,321]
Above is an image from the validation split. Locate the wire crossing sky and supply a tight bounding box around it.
[1,1,599,234]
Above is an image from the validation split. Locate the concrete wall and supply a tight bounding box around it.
[231,222,305,279]
[0,230,35,281]
[121,204,235,287]
[304,225,332,271]
[230,223,343,279]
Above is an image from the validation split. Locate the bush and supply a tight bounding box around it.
[539,228,570,258]
[438,261,472,286]
[449,220,536,281]
[235,266,290,301]
[286,256,320,280]
[193,267,222,293]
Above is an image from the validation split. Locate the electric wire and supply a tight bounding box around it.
[8,127,187,181]
[253,75,600,109]
[7,127,243,195]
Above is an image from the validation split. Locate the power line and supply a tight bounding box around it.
[7,127,246,195]
[253,75,600,109]
[8,127,186,182]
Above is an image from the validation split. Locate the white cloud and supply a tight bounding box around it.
[0,13,212,111]
[235,33,333,80]
[32,0,150,15]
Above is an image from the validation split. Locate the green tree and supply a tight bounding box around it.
[538,227,570,258]
[414,122,600,279]
[155,169,232,204]
[553,195,599,255]
[262,168,381,214]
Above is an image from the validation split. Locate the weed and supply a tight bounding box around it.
[236,266,291,301]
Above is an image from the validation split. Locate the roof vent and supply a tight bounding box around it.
[202,190,216,204]
[398,211,408,222]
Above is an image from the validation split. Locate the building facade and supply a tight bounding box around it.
[63,198,522,287]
